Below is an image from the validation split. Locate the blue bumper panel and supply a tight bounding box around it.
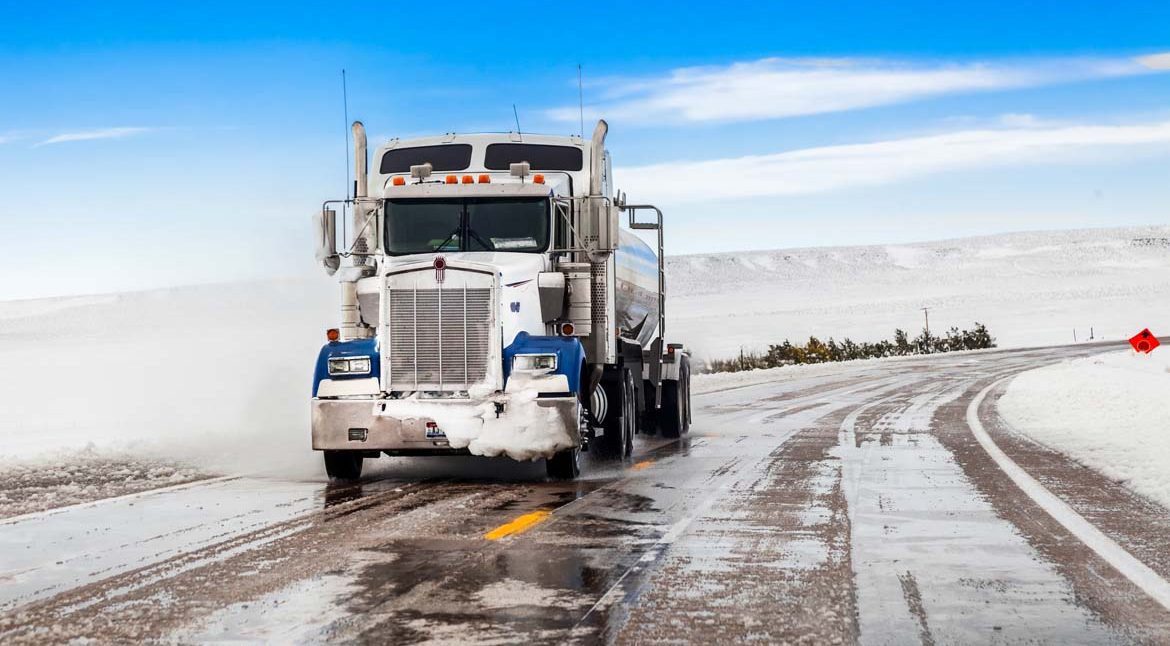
[313,337,380,397]
[503,332,585,393]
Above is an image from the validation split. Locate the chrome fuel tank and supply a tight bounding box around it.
[615,228,660,347]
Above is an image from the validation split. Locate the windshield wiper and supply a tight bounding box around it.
[433,226,461,252]
[466,228,493,251]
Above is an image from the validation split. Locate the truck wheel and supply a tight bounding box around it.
[659,382,685,440]
[623,371,635,456]
[597,368,634,459]
[546,447,581,479]
[323,451,363,480]
[642,380,659,436]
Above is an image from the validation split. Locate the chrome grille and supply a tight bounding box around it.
[388,287,492,389]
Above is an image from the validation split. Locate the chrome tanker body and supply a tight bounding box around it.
[310,120,690,480]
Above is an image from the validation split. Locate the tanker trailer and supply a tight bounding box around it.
[310,120,691,481]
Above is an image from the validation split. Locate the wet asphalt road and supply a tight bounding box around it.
[4,343,1170,644]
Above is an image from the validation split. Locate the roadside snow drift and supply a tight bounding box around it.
[998,347,1170,509]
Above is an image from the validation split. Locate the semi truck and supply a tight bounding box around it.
[311,119,691,480]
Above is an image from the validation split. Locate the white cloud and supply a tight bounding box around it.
[616,119,1170,203]
[1137,52,1170,70]
[552,55,1168,125]
[38,127,154,146]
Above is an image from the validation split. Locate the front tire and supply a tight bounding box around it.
[546,447,581,479]
[323,451,363,480]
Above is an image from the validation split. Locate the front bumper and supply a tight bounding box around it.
[311,395,580,456]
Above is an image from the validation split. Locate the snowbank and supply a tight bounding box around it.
[998,348,1170,509]
[0,449,203,519]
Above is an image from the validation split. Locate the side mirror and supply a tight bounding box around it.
[314,208,340,276]
[583,197,617,252]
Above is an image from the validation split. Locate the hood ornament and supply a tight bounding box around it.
[434,256,446,283]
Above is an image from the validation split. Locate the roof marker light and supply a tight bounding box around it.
[533,174,545,184]
[392,176,406,186]
[445,175,458,184]
[478,174,491,183]
[462,175,474,184]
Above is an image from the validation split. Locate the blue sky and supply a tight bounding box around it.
[1,1,1168,299]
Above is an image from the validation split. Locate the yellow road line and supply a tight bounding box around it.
[484,510,552,540]
[632,460,655,470]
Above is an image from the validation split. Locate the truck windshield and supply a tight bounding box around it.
[384,197,550,255]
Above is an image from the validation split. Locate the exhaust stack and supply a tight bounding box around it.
[340,121,372,341]
[352,121,368,199]
[589,119,607,196]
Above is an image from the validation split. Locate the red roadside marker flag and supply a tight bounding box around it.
[1129,328,1160,354]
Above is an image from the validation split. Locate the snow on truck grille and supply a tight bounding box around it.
[387,287,492,389]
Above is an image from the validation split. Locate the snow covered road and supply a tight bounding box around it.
[3,343,1170,644]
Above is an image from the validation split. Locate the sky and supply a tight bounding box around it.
[0,1,1168,300]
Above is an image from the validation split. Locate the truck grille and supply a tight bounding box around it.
[387,287,492,389]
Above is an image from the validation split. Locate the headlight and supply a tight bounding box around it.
[512,353,557,373]
[328,356,372,376]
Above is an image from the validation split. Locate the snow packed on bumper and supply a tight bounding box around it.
[373,375,576,461]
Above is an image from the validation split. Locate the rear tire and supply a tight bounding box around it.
[660,357,691,438]
[659,380,684,438]
[323,451,364,480]
[597,368,634,459]
[546,447,581,479]
[623,371,635,456]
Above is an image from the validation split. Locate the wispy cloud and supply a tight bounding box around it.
[616,119,1170,203]
[37,127,155,146]
[1138,52,1170,70]
[551,54,1169,125]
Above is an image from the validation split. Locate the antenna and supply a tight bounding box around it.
[342,69,352,200]
[577,64,584,138]
[512,104,522,139]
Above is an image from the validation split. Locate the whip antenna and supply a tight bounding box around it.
[577,64,584,138]
[513,104,522,139]
[342,69,352,200]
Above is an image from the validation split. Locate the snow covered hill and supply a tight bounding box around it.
[0,225,1165,471]
[667,226,1170,359]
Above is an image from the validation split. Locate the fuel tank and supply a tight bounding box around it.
[615,228,661,347]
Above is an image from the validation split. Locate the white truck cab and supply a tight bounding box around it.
[311,121,690,480]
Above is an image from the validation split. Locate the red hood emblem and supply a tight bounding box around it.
[434,256,446,283]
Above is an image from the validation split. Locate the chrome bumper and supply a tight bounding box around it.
[311,395,580,455]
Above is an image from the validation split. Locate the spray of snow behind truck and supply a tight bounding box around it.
[311,120,691,480]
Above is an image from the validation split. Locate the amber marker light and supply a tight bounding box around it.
[478,174,491,183]
[462,175,474,184]
[392,176,406,186]
[326,328,340,342]
[533,174,545,184]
